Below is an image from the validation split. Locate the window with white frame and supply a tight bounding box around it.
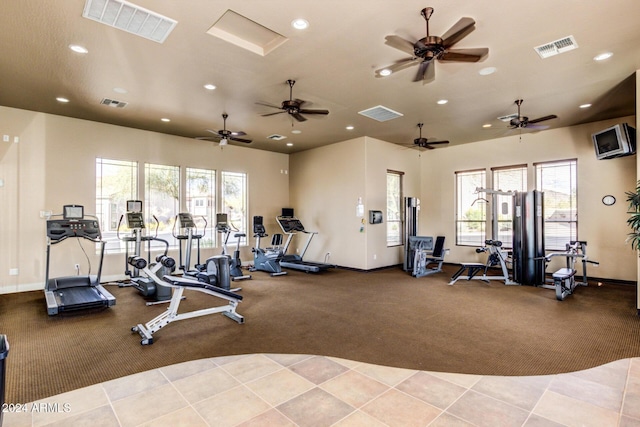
[95,158,138,253]
[186,167,216,247]
[492,165,527,246]
[145,163,180,248]
[535,159,577,250]
[456,169,487,246]
[386,170,403,247]
[220,171,248,246]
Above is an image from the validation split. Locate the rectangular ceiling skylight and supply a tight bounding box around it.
[206,9,288,56]
[358,105,404,122]
[83,0,177,43]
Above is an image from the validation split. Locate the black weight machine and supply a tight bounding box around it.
[250,215,287,276]
[116,200,172,303]
[216,213,252,281]
[130,254,243,345]
[44,205,116,315]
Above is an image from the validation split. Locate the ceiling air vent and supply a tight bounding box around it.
[267,134,286,140]
[534,35,578,59]
[100,98,128,108]
[83,0,177,43]
[358,105,403,122]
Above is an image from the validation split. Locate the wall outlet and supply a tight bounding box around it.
[9,268,18,276]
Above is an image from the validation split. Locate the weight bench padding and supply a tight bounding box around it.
[552,268,575,281]
[163,275,243,300]
[451,263,486,281]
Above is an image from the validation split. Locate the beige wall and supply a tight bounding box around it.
[421,115,638,282]
[289,136,420,269]
[0,106,289,293]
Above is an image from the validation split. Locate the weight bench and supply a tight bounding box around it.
[449,240,518,286]
[131,255,244,345]
[449,263,487,284]
[552,267,576,301]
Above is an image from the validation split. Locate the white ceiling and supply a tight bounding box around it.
[0,0,638,153]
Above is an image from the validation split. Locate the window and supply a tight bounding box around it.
[145,163,180,248]
[220,171,248,246]
[456,169,486,246]
[492,165,527,246]
[186,167,216,247]
[386,170,403,246]
[536,159,577,250]
[95,158,137,253]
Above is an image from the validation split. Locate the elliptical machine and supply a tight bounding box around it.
[216,213,251,281]
[250,216,287,276]
[173,212,206,277]
[117,200,173,303]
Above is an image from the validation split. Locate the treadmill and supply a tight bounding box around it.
[44,205,116,315]
[275,213,333,273]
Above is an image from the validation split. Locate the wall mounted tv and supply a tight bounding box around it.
[592,123,636,160]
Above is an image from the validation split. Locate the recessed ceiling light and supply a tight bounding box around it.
[204,84,216,90]
[579,103,592,109]
[286,142,294,146]
[113,87,128,94]
[69,44,88,54]
[291,19,309,30]
[161,118,170,122]
[437,99,448,105]
[291,129,302,134]
[379,69,392,77]
[56,97,70,103]
[478,67,496,76]
[593,52,613,61]
[346,125,354,130]
[482,124,492,128]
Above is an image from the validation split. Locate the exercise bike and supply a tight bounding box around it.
[216,213,251,282]
[249,215,287,276]
[538,241,599,301]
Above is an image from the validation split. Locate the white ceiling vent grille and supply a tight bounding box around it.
[83,0,177,43]
[534,35,578,59]
[358,105,403,122]
[100,98,128,108]
[267,134,287,140]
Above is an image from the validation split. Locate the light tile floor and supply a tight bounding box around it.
[4,354,640,427]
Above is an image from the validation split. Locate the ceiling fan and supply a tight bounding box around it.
[196,113,252,146]
[411,123,449,149]
[508,99,558,130]
[257,80,329,122]
[375,7,488,83]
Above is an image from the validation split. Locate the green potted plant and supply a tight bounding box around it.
[626,180,640,251]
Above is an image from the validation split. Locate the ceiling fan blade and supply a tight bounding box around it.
[441,17,476,48]
[230,131,247,136]
[195,136,218,141]
[528,114,558,124]
[205,129,221,135]
[291,113,307,122]
[229,136,252,143]
[255,101,282,110]
[413,60,435,82]
[440,48,488,62]
[375,57,421,77]
[426,140,450,145]
[384,35,416,56]
[425,145,436,150]
[261,111,287,117]
[299,109,329,115]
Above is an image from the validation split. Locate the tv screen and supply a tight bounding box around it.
[592,123,636,160]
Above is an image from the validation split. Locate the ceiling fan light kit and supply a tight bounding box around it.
[195,113,252,146]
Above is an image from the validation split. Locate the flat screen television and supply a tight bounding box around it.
[592,123,636,160]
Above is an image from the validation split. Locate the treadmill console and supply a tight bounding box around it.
[47,219,101,241]
[277,217,305,233]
